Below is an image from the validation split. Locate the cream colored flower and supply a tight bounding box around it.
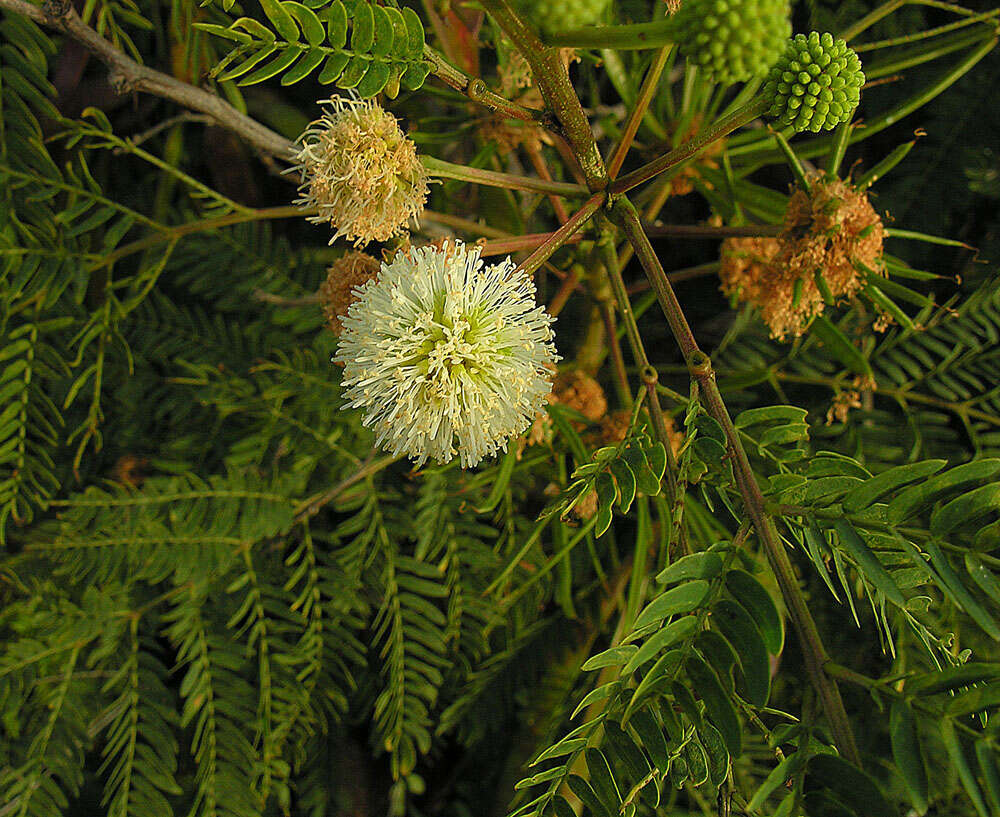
[291,96,428,247]
[335,241,559,468]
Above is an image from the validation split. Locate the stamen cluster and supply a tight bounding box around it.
[335,241,559,468]
[291,97,428,247]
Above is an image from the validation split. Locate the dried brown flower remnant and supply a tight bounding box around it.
[719,176,884,339]
[571,489,599,521]
[552,370,607,425]
[320,252,382,336]
[518,369,606,456]
[825,374,876,425]
[111,455,149,487]
[291,97,429,247]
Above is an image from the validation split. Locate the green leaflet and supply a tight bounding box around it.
[889,459,1000,524]
[890,700,929,814]
[623,615,699,674]
[711,599,770,706]
[832,519,906,607]
[724,569,784,654]
[656,550,724,585]
[942,720,989,817]
[807,753,895,817]
[632,580,710,631]
[841,459,947,512]
[686,654,742,756]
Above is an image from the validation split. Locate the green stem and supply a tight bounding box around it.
[611,96,769,194]
[595,220,681,510]
[609,196,861,767]
[422,156,588,197]
[96,204,305,270]
[479,0,608,191]
[515,193,606,277]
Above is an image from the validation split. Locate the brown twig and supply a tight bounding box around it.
[479,0,608,191]
[643,223,783,239]
[253,290,321,307]
[607,45,673,179]
[610,196,861,766]
[3,0,295,158]
[293,453,399,523]
[514,192,606,277]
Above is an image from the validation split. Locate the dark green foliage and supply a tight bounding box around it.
[1,0,999,816]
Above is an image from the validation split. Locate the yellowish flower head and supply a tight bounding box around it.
[292,97,428,247]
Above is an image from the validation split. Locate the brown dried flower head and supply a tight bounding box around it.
[720,175,884,339]
[291,97,429,247]
[518,368,606,456]
[319,251,382,336]
[552,370,607,424]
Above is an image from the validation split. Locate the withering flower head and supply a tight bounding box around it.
[720,176,884,339]
[292,97,428,247]
[335,240,559,468]
[319,251,382,336]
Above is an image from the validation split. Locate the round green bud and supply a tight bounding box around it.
[763,31,865,133]
[672,0,792,84]
[516,0,610,35]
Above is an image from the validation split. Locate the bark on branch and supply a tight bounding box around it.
[1,0,295,158]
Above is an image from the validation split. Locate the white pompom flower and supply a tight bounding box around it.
[335,240,559,468]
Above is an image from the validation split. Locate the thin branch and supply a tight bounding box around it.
[423,155,588,197]
[514,192,606,277]
[611,97,769,195]
[607,45,673,179]
[610,195,861,766]
[2,0,294,158]
[643,223,782,239]
[424,45,555,128]
[293,454,400,523]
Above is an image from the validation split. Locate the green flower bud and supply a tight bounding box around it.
[516,0,610,35]
[763,31,865,133]
[672,0,792,84]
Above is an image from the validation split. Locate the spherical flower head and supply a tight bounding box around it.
[319,251,382,336]
[719,175,884,339]
[516,0,610,35]
[291,97,429,247]
[672,0,791,84]
[763,32,864,133]
[335,241,559,468]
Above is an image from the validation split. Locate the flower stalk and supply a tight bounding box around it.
[478,0,608,191]
[610,96,770,194]
[422,156,588,197]
[609,195,861,766]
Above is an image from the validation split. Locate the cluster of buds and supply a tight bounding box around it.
[763,32,865,132]
[673,0,791,84]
